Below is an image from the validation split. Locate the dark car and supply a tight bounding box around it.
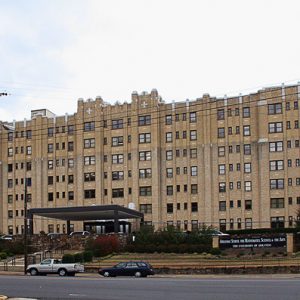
[99,261,154,278]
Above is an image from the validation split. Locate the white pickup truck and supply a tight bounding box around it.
[26,258,84,276]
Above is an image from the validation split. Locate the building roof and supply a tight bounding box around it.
[28,205,143,221]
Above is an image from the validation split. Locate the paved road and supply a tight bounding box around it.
[0,274,300,300]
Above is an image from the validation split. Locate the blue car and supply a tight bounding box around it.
[99,261,154,278]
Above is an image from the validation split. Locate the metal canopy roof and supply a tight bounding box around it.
[28,205,143,221]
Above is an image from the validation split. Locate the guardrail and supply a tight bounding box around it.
[3,256,16,271]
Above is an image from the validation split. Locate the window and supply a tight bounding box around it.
[271,216,285,229]
[166,168,173,178]
[229,164,233,172]
[245,218,252,229]
[68,159,74,168]
[269,122,283,133]
[243,125,250,136]
[271,198,284,208]
[244,163,251,173]
[286,121,291,129]
[139,151,151,161]
[112,136,124,146]
[8,164,13,172]
[245,181,252,191]
[112,188,124,198]
[269,141,283,152]
[190,112,197,123]
[244,144,251,155]
[235,108,239,116]
[139,133,151,143]
[68,191,74,200]
[48,192,54,201]
[218,146,225,157]
[243,107,250,118]
[268,103,282,114]
[112,154,123,164]
[219,201,226,211]
[229,182,233,190]
[84,156,96,165]
[166,132,172,143]
[219,219,226,231]
[166,150,173,160]
[176,131,180,139]
[68,175,74,184]
[191,202,198,212]
[112,119,123,129]
[219,182,226,192]
[139,186,152,196]
[191,166,198,176]
[112,171,124,181]
[245,200,252,210]
[84,121,95,131]
[270,179,284,189]
[140,168,152,178]
[175,114,180,121]
[191,184,198,194]
[190,130,197,140]
[48,176,53,185]
[84,138,95,148]
[140,204,152,214]
[8,148,13,157]
[68,125,74,135]
[48,160,53,169]
[48,127,54,137]
[270,160,284,171]
[84,172,95,182]
[84,189,95,199]
[7,195,13,203]
[218,164,225,175]
[236,145,240,153]
[68,141,74,151]
[165,115,172,125]
[295,120,299,129]
[236,126,240,134]
[295,101,299,109]
[218,128,225,138]
[228,127,232,135]
[138,115,151,126]
[190,148,197,158]
[166,186,173,196]
[26,146,32,155]
[217,109,225,120]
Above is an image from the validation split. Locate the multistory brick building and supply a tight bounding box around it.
[0,84,300,235]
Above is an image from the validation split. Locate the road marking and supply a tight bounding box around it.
[69,294,87,297]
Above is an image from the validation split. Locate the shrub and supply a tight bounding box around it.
[85,235,120,257]
[210,248,221,256]
[62,254,75,263]
[0,252,7,259]
[74,252,83,262]
[83,251,93,262]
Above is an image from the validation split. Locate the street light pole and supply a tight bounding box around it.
[24,177,28,275]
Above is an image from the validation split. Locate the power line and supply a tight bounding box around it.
[1,89,299,143]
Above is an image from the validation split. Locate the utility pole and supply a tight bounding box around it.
[24,177,28,275]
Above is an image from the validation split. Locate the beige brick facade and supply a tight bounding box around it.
[0,84,300,234]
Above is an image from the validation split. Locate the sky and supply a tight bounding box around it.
[1,0,300,122]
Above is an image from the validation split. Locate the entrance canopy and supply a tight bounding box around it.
[27,205,144,234]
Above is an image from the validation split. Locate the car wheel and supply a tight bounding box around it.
[134,271,142,278]
[103,271,110,277]
[58,268,67,276]
[30,268,38,276]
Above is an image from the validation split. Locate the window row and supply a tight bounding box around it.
[217,107,250,120]
[218,144,251,156]
[218,125,251,138]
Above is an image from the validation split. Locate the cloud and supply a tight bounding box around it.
[1,0,300,121]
